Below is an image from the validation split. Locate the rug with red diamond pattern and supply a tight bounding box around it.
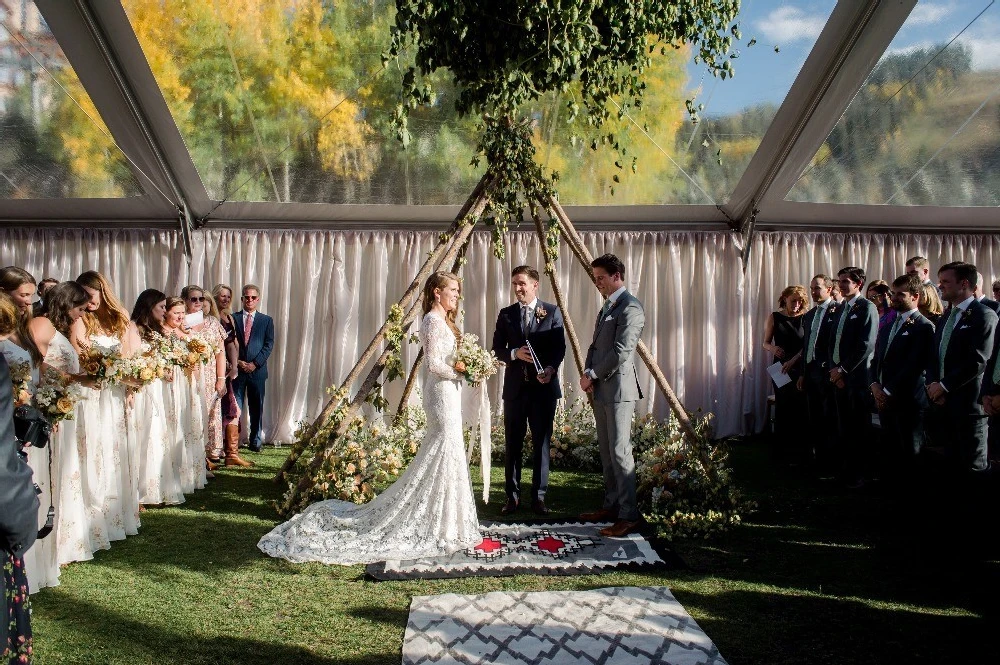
[365,521,672,580]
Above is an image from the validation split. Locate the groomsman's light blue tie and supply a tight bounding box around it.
[938,307,960,377]
[880,315,905,383]
[832,301,852,364]
[806,305,825,363]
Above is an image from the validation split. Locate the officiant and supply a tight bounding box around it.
[492,266,566,516]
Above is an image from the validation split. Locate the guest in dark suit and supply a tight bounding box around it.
[979,321,1000,466]
[828,266,879,487]
[926,262,997,473]
[491,266,566,515]
[869,274,935,480]
[797,274,837,471]
[32,278,58,317]
[0,351,40,660]
[974,272,1000,314]
[232,284,275,452]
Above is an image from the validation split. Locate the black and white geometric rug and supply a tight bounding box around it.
[402,586,728,665]
[366,521,671,580]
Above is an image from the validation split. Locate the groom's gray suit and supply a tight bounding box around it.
[586,290,645,522]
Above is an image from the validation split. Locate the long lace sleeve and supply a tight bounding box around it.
[422,314,459,380]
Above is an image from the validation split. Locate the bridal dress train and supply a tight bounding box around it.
[258,312,481,565]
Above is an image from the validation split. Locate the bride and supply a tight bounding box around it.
[258,271,482,564]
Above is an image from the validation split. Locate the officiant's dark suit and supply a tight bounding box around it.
[492,296,566,511]
[927,297,996,472]
[868,309,934,467]
[826,289,877,482]
[233,287,275,452]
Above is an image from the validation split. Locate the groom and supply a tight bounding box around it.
[579,253,645,537]
[492,265,566,516]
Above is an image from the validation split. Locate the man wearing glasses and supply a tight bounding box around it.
[232,284,275,452]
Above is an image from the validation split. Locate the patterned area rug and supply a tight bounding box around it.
[402,586,728,665]
[365,521,672,580]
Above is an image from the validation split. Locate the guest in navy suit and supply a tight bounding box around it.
[926,262,997,474]
[491,266,566,516]
[232,284,275,452]
[868,273,935,479]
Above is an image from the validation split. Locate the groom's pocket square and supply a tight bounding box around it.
[960,324,970,329]
[604,315,614,321]
[850,314,858,320]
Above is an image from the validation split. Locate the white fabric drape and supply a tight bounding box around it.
[5,226,1000,440]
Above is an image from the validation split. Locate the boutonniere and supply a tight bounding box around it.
[961,308,972,320]
[535,306,547,321]
[902,316,916,327]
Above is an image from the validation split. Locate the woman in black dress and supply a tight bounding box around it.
[763,285,809,462]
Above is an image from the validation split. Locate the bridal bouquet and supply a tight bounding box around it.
[33,367,82,423]
[80,335,124,387]
[7,359,32,407]
[455,333,501,387]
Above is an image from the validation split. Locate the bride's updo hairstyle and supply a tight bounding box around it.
[421,271,462,341]
[39,281,90,337]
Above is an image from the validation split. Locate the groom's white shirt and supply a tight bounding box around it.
[585,286,628,379]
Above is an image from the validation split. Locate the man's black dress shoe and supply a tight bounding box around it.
[532,500,550,515]
[500,500,518,515]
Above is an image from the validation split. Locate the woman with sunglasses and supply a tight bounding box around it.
[181,285,227,476]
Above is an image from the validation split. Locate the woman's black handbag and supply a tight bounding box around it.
[13,404,51,449]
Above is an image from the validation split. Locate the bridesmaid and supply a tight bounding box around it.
[0,291,60,593]
[37,282,104,565]
[212,284,250,467]
[73,271,138,543]
[163,297,207,494]
[127,290,184,507]
[188,288,228,469]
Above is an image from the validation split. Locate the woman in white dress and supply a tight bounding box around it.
[0,291,60,591]
[127,290,185,507]
[163,297,207,494]
[37,282,105,565]
[73,270,139,542]
[258,271,482,565]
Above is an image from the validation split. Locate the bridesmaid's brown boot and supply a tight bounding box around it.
[225,423,254,468]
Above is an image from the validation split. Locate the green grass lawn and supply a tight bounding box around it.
[30,439,998,664]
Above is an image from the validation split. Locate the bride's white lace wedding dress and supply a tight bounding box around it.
[258,312,482,564]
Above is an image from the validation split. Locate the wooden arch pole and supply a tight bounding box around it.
[531,215,587,381]
[542,195,698,441]
[277,174,495,484]
[278,187,491,512]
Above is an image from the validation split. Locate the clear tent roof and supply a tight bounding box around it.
[1,0,997,231]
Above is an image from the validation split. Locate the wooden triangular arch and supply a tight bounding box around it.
[275,174,696,516]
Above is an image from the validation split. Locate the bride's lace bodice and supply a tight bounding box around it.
[258,311,480,565]
[46,331,80,374]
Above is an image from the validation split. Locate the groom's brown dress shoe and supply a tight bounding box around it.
[579,508,617,522]
[532,500,550,516]
[500,500,519,515]
[599,520,640,537]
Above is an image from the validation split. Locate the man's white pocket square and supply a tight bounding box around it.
[850,314,858,320]
[901,331,910,336]
[960,324,970,329]
[604,315,614,321]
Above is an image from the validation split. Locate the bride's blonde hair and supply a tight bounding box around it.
[421,271,461,341]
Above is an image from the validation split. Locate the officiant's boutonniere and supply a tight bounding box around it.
[535,305,547,321]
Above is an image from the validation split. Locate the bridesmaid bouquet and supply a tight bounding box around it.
[186,337,213,365]
[455,333,501,387]
[33,367,82,423]
[80,336,124,387]
[7,359,32,407]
